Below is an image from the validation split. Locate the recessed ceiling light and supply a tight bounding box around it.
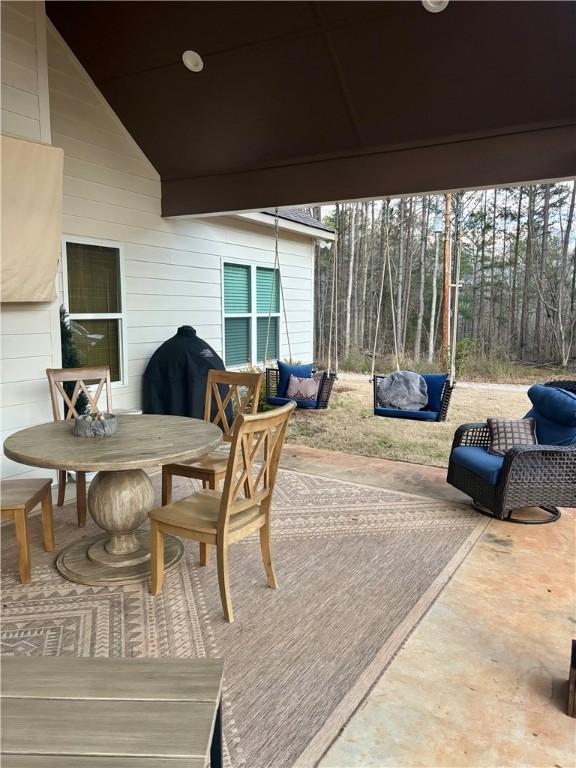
[182,50,204,72]
[422,0,449,12]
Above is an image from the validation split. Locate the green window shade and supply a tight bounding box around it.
[224,264,251,314]
[225,317,250,366]
[256,267,279,313]
[67,243,121,314]
[257,317,278,362]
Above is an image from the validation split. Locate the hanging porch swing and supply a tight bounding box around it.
[263,209,337,410]
[370,199,456,422]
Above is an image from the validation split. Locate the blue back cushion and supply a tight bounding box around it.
[525,408,576,446]
[526,384,576,446]
[422,374,448,411]
[277,360,314,397]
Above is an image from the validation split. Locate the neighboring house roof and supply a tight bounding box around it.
[262,208,334,234]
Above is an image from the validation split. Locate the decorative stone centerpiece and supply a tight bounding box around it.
[73,411,118,438]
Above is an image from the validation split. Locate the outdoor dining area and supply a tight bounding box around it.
[2,366,295,624]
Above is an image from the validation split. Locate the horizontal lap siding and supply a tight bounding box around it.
[1,3,40,140]
[45,22,315,426]
[1,3,60,481]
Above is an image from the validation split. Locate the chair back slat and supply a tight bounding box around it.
[46,367,112,421]
[218,402,295,525]
[204,370,263,441]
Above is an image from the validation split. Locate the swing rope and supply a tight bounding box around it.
[370,200,400,380]
[263,208,293,368]
[326,232,338,375]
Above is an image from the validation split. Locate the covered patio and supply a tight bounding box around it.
[2,447,574,765]
[1,1,575,766]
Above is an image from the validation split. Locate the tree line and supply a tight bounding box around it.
[309,181,576,372]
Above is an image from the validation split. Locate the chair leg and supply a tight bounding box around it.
[199,474,219,565]
[76,472,87,528]
[150,521,165,595]
[162,467,172,506]
[41,490,55,552]
[259,522,278,589]
[199,542,210,566]
[216,539,233,622]
[14,510,31,584]
[57,470,67,507]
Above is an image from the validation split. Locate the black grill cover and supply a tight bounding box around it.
[142,326,228,420]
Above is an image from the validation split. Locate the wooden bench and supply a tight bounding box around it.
[1,657,224,766]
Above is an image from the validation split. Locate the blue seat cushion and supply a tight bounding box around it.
[277,360,314,397]
[267,395,317,409]
[374,407,439,421]
[526,384,576,445]
[422,374,448,411]
[451,446,504,485]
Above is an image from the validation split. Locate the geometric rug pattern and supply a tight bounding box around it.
[1,469,485,767]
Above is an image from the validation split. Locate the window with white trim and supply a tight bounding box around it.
[223,263,280,367]
[63,240,126,383]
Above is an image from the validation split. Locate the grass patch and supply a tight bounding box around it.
[286,379,530,467]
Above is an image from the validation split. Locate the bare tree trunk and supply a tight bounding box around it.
[428,229,440,363]
[508,187,523,355]
[402,198,415,354]
[312,205,322,360]
[441,192,452,369]
[395,199,405,357]
[359,201,371,351]
[478,191,487,355]
[520,188,535,360]
[344,204,356,358]
[486,189,497,353]
[414,197,428,362]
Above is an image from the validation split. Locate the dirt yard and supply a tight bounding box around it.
[285,378,531,467]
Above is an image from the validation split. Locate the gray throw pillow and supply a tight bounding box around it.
[487,417,537,456]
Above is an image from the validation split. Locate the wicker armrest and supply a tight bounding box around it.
[545,379,576,394]
[451,423,490,450]
[265,368,280,399]
[500,444,576,502]
[505,444,576,459]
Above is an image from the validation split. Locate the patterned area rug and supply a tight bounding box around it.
[1,469,485,767]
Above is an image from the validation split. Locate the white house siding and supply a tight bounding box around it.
[1,1,50,142]
[0,1,61,483]
[1,16,316,482]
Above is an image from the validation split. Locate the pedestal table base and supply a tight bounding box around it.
[56,530,184,586]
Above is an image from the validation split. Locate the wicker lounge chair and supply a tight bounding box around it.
[447,383,576,524]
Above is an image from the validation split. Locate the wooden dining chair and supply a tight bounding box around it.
[46,367,112,527]
[161,370,264,510]
[1,479,55,584]
[150,401,296,622]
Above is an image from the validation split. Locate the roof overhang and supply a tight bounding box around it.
[46,1,576,215]
[236,212,336,240]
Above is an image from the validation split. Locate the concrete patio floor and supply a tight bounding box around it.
[281,446,576,768]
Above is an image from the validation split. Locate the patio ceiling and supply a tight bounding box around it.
[47,1,576,215]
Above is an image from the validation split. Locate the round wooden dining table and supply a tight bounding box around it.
[3,415,222,586]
